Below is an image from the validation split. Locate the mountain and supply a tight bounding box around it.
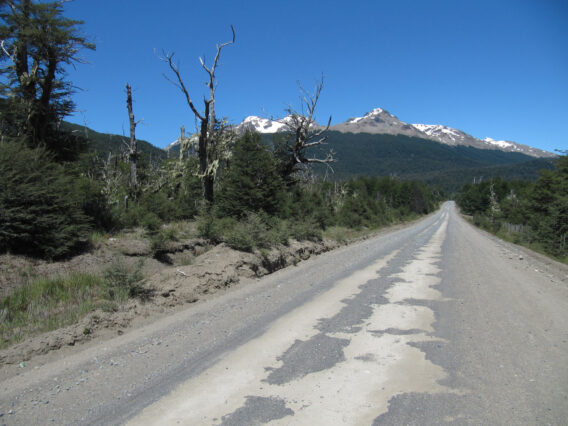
[63,111,556,194]
[306,131,555,192]
[61,121,167,162]
[330,108,426,139]
[237,116,290,134]
[235,108,554,159]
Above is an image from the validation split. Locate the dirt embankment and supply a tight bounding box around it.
[0,234,341,365]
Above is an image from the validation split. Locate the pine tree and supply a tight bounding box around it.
[0,0,94,154]
[217,131,285,218]
[0,141,91,259]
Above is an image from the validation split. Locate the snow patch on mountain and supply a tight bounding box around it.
[238,116,288,133]
[412,124,463,142]
[346,108,388,124]
[483,137,514,149]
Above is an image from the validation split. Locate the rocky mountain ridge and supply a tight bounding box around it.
[233,108,554,158]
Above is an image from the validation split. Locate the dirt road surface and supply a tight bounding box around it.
[1,202,567,425]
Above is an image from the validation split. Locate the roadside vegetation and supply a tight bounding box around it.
[0,1,442,348]
[455,154,568,263]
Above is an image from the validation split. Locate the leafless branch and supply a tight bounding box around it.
[160,51,204,121]
[1,40,15,63]
[199,25,235,127]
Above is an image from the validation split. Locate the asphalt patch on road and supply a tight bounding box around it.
[264,334,350,385]
[220,396,294,425]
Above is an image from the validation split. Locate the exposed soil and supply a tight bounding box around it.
[0,229,341,365]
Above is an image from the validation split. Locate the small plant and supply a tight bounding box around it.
[88,231,107,248]
[290,218,322,242]
[178,253,194,266]
[324,226,348,243]
[226,223,255,252]
[141,212,162,234]
[103,259,145,299]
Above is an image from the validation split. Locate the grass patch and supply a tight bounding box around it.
[0,260,148,349]
[1,273,106,348]
[88,231,108,248]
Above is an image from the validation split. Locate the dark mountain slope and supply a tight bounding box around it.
[61,122,167,161]
[301,131,555,192]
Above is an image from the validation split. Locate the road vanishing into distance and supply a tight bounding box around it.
[1,202,567,425]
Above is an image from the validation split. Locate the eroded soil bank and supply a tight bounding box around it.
[0,232,342,365]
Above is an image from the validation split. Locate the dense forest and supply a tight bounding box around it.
[0,1,439,261]
[455,155,568,261]
[300,132,556,193]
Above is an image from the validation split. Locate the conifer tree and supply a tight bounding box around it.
[0,0,94,153]
[217,131,284,218]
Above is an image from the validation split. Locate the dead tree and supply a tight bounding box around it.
[277,76,335,183]
[125,83,137,196]
[162,26,235,204]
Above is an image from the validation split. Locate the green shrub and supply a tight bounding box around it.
[103,259,145,299]
[197,214,237,243]
[225,223,256,252]
[290,218,322,242]
[0,142,92,259]
[141,212,162,234]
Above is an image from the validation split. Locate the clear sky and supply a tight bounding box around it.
[63,0,568,152]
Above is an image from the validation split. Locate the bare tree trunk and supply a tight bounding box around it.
[162,26,235,205]
[126,83,137,197]
[279,76,334,184]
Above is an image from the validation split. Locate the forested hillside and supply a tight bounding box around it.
[61,122,167,162]
[300,132,556,192]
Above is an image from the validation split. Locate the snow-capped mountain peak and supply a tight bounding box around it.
[230,107,554,158]
[238,116,288,134]
[331,108,426,137]
[346,108,387,124]
[236,115,323,134]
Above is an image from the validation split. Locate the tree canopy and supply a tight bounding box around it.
[0,0,94,154]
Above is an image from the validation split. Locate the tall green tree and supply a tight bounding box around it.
[217,131,285,218]
[0,0,94,154]
[527,155,568,256]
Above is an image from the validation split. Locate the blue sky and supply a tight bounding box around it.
[64,0,568,152]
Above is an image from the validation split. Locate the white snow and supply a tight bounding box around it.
[412,124,463,142]
[484,137,513,149]
[346,108,386,124]
[347,116,364,124]
[240,115,288,133]
[368,107,384,116]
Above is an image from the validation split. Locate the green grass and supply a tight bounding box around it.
[0,260,147,349]
[1,273,106,348]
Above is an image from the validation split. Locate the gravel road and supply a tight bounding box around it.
[1,201,567,425]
